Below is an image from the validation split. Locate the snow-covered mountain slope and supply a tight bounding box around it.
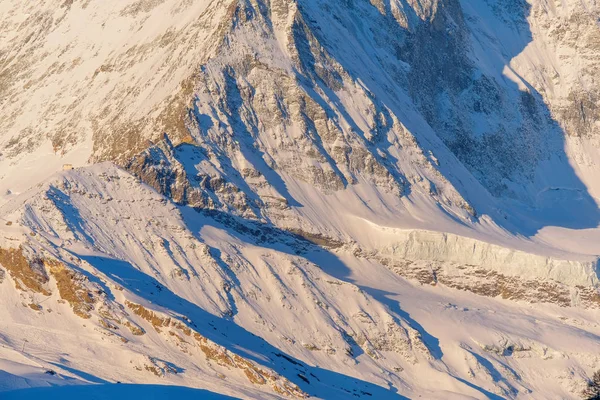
[3,0,599,231]
[0,164,599,399]
[2,0,600,398]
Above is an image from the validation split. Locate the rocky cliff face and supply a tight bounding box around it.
[3,0,599,218]
[523,0,600,140]
[116,0,600,228]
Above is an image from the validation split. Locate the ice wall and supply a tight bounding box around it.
[380,230,599,286]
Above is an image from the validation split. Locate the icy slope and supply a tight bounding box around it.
[0,164,599,399]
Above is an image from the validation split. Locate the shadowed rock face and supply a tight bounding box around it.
[118,0,593,232]
[3,0,599,230]
[403,0,538,197]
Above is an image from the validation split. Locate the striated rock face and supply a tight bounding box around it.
[382,258,600,308]
[131,0,600,207]
[3,0,600,219]
[125,135,260,218]
[101,0,599,230]
[520,0,600,140]
[375,229,599,286]
[125,301,307,397]
[45,258,97,319]
[402,0,547,198]
[179,0,475,213]
[0,247,51,296]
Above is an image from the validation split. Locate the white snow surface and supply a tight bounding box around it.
[1,0,600,399]
[0,163,597,399]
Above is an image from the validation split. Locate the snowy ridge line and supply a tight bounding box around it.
[367,229,599,287]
